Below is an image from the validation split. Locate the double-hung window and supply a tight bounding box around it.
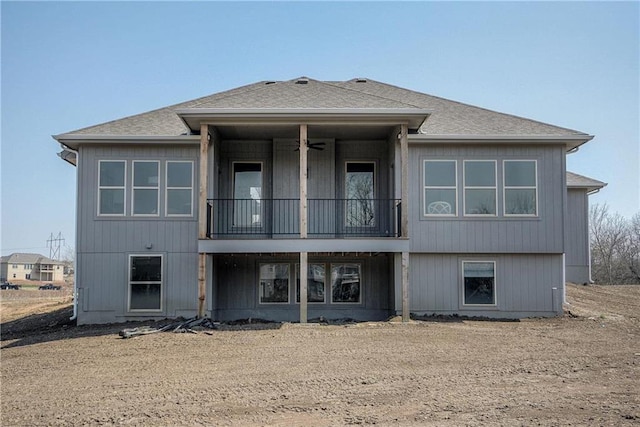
[166,161,193,216]
[129,255,162,311]
[98,160,126,215]
[423,160,457,216]
[504,160,537,216]
[133,161,159,216]
[464,160,497,216]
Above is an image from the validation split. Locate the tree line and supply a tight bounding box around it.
[590,204,640,285]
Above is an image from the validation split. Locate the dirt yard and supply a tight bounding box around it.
[1,284,639,426]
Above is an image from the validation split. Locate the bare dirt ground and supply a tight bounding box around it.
[1,284,639,426]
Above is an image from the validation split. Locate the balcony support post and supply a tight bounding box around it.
[299,124,308,323]
[400,124,410,322]
[198,124,210,319]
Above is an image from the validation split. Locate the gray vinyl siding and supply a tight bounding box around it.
[408,253,564,317]
[565,188,591,283]
[76,144,199,324]
[408,144,566,254]
[213,253,393,321]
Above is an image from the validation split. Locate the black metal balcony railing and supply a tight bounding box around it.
[206,199,402,238]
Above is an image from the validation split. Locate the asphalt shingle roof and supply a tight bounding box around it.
[60,77,589,137]
[0,253,62,264]
[566,171,607,191]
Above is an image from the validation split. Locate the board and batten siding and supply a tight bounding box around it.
[76,144,199,324]
[565,188,591,283]
[407,253,564,317]
[408,144,566,254]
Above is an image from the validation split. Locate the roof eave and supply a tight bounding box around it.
[52,134,200,150]
[409,134,594,150]
[175,108,433,131]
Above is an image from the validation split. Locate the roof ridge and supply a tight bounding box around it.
[359,79,589,135]
[321,78,425,109]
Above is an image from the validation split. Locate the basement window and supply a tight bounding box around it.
[129,255,162,311]
[331,263,361,303]
[296,263,326,304]
[259,263,290,304]
[462,261,496,306]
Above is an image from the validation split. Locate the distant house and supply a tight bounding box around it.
[54,77,606,324]
[0,253,65,282]
[565,172,607,284]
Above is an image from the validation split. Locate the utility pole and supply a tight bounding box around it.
[47,232,65,260]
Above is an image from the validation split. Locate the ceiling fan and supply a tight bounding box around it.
[294,140,326,151]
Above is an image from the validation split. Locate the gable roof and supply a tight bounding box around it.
[0,253,63,265]
[566,171,607,192]
[54,77,591,143]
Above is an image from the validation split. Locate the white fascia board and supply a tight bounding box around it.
[52,134,200,149]
[176,108,432,130]
[408,134,594,150]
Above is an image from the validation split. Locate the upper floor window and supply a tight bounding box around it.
[98,160,126,215]
[504,160,537,216]
[233,162,262,227]
[166,161,194,216]
[132,161,159,216]
[423,160,457,216]
[464,161,497,216]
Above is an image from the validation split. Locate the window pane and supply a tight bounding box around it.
[346,163,374,199]
[331,264,361,303]
[234,163,262,226]
[463,262,495,305]
[424,161,456,186]
[131,256,162,281]
[505,161,536,186]
[134,162,159,187]
[465,189,496,215]
[130,283,161,310]
[296,264,326,303]
[167,189,192,215]
[133,189,158,214]
[100,189,124,214]
[100,161,125,186]
[167,162,192,187]
[505,189,536,215]
[425,189,456,214]
[465,161,495,186]
[259,264,289,303]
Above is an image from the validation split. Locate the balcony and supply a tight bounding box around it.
[207,199,402,239]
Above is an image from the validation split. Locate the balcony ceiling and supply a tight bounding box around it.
[214,124,396,140]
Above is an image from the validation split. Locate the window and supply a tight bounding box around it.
[259,263,289,303]
[504,160,537,215]
[133,161,159,216]
[129,255,162,311]
[166,161,193,216]
[12,264,17,269]
[331,263,361,303]
[464,161,497,215]
[462,261,496,306]
[233,162,262,227]
[296,263,326,303]
[98,160,126,215]
[345,162,375,227]
[423,160,457,216]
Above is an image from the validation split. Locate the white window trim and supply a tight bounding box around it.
[232,161,264,228]
[461,260,497,307]
[423,159,458,217]
[295,263,327,304]
[503,160,538,217]
[128,254,163,312]
[463,160,497,217]
[165,160,194,217]
[344,161,377,228]
[98,160,126,216]
[258,263,290,304]
[132,160,160,217]
[330,263,363,304]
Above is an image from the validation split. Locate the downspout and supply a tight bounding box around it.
[586,188,600,284]
[59,144,79,321]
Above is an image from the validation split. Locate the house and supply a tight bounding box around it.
[0,253,65,282]
[565,172,606,284]
[54,77,605,325]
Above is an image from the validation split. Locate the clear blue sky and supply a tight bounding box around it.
[1,1,638,257]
